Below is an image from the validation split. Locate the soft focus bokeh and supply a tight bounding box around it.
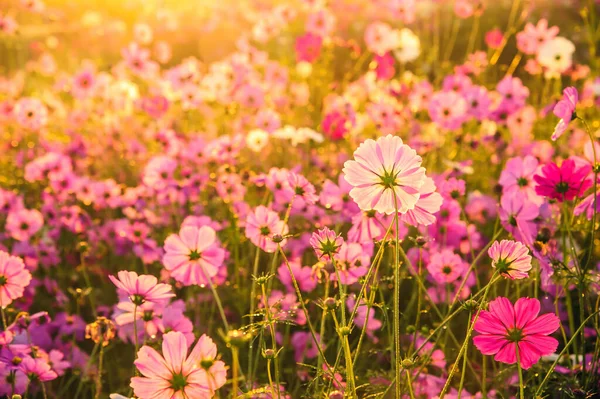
[1,0,600,398]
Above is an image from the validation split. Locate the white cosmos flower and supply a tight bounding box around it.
[393,28,421,63]
[537,37,575,78]
[246,129,270,152]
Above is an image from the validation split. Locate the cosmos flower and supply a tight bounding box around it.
[245,205,289,253]
[427,249,467,284]
[310,227,344,259]
[534,159,592,201]
[109,270,174,305]
[6,208,44,242]
[163,225,226,286]
[131,331,224,399]
[343,134,426,214]
[0,251,32,307]
[473,297,559,369]
[551,86,578,141]
[401,176,443,227]
[488,240,532,280]
[537,37,575,78]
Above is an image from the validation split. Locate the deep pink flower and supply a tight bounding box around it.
[485,28,504,49]
[131,331,224,399]
[473,297,560,369]
[488,240,532,280]
[109,270,174,305]
[0,251,32,307]
[534,159,592,201]
[163,225,226,286]
[343,135,426,214]
[295,32,323,63]
[245,206,288,253]
[551,86,578,141]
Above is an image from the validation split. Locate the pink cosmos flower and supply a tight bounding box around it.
[295,32,323,63]
[488,240,532,280]
[342,134,426,214]
[163,225,226,286]
[485,28,504,49]
[310,227,344,259]
[499,156,541,203]
[401,176,443,226]
[332,242,370,285]
[428,91,468,130]
[20,356,58,382]
[516,19,559,55]
[551,86,578,141]
[534,159,592,201]
[473,297,560,369]
[131,331,224,399]
[109,270,174,305]
[0,251,32,307]
[245,206,288,253]
[499,192,539,245]
[6,208,44,241]
[427,249,467,284]
[14,98,48,131]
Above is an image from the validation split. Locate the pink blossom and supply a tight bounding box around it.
[473,297,559,369]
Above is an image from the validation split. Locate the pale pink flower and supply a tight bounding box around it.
[163,225,226,286]
[0,251,32,307]
[488,240,532,280]
[109,270,174,305]
[343,135,426,214]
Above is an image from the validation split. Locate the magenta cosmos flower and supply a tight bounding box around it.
[0,251,32,307]
[534,159,592,201]
[342,134,426,214]
[109,270,175,305]
[551,86,578,141]
[488,240,532,280]
[163,225,226,286]
[131,331,225,399]
[245,205,288,253]
[473,297,560,369]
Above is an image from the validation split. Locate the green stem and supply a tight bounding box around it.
[516,347,525,399]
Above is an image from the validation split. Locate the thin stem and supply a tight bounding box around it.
[247,246,261,384]
[94,342,105,399]
[393,194,401,399]
[439,272,498,398]
[201,265,229,331]
[406,369,416,399]
[332,312,356,398]
[516,347,525,399]
[535,311,600,396]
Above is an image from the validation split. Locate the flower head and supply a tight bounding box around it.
[245,206,288,253]
[163,225,226,286]
[131,331,225,399]
[109,270,174,305]
[343,134,426,214]
[0,251,32,307]
[551,86,578,141]
[488,240,532,280]
[534,159,592,201]
[310,227,344,259]
[473,297,560,369]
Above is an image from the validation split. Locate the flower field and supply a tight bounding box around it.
[1,0,600,398]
